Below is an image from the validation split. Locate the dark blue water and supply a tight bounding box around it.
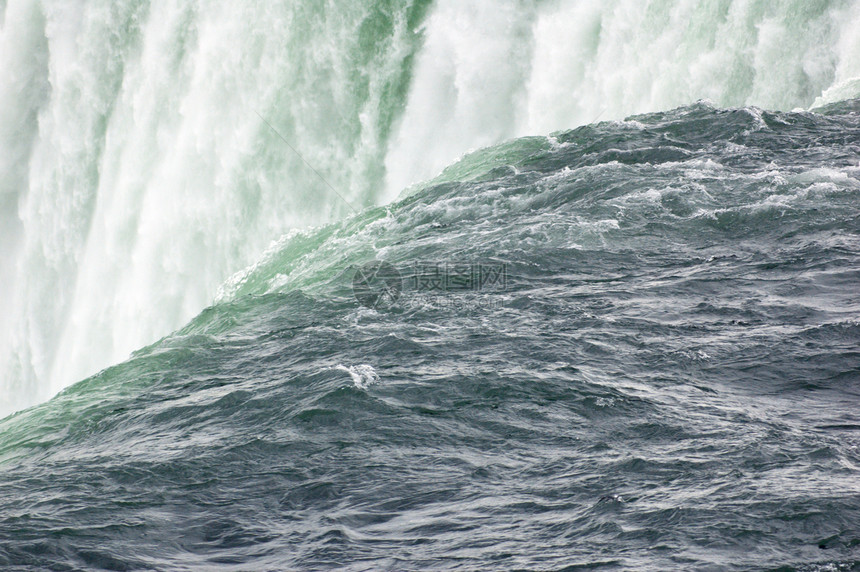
[1,101,859,571]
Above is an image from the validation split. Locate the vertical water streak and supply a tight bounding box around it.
[385,0,860,198]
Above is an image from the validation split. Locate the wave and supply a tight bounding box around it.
[0,100,858,569]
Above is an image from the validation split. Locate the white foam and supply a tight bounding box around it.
[336,364,380,390]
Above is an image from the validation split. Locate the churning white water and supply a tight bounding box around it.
[1,0,858,416]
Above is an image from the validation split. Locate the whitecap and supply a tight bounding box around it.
[336,364,380,390]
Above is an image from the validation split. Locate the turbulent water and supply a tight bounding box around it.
[2,0,860,570]
[3,0,860,415]
[0,100,858,570]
